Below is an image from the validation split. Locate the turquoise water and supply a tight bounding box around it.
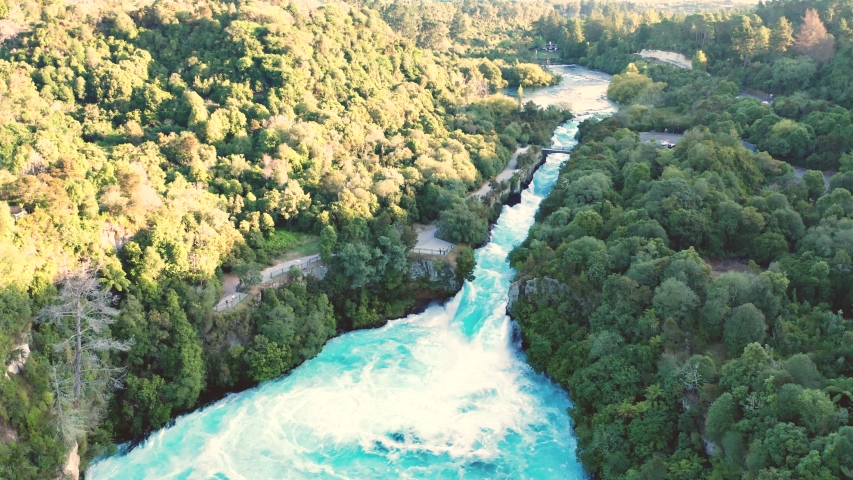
[88,66,615,479]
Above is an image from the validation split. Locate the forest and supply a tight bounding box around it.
[510,0,853,478]
[0,0,570,476]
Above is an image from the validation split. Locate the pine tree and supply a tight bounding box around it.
[794,9,836,62]
[39,265,132,442]
[770,17,794,54]
[731,16,759,65]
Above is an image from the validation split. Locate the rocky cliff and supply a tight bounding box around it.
[507,276,571,314]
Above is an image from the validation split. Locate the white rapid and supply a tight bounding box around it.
[88,66,615,480]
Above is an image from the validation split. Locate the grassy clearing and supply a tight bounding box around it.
[265,230,320,260]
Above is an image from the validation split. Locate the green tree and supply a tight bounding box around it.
[239,265,263,289]
[731,16,761,65]
[449,11,471,39]
[770,17,795,54]
[560,19,586,59]
[438,204,488,245]
[517,85,524,111]
[796,389,841,436]
[803,170,825,201]
[705,392,737,443]
[455,245,476,283]
[337,243,377,289]
[746,423,809,472]
[320,225,337,263]
[723,303,767,356]
[245,335,291,382]
[652,278,699,320]
[771,57,817,94]
[825,377,853,409]
[783,354,824,389]
[751,232,789,264]
[821,427,853,477]
[624,162,651,198]
[607,67,665,104]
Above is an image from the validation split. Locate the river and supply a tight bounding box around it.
[88,66,616,479]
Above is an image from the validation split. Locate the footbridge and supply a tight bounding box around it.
[541,146,573,156]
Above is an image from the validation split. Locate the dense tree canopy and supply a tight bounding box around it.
[511,8,853,476]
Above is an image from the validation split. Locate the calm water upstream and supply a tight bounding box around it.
[88,66,616,479]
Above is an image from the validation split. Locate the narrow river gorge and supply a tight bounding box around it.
[89,66,616,479]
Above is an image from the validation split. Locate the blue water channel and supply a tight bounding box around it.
[88,66,615,479]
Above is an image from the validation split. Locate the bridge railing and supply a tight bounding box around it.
[266,255,322,281]
[542,146,573,154]
[411,247,451,256]
[236,255,323,292]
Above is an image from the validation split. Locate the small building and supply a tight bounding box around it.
[542,41,559,52]
[9,206,26,223]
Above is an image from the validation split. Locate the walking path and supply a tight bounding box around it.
[214,253,321,312]
[469,146,530,198]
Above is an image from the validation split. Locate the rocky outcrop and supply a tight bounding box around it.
[523,277,570,298]
[303,264,327,280]
[0,419,18,443]
[506,277,571,315]
[100,222,133,250]
[635,49,693,70]
[507,282,520,312]
[5,341,29,378]
[410,258,458,291]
